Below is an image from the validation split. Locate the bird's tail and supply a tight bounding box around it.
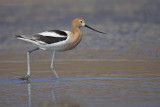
[14,35,37,45]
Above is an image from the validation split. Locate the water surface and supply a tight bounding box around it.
[0,60,160,107]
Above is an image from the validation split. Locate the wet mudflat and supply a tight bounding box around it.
[0,59,160,107]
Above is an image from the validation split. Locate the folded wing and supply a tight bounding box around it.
[15,30,68,45]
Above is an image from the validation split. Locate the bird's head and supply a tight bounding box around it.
[72,18,106,34]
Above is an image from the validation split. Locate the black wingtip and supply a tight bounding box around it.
[15,35,22,38]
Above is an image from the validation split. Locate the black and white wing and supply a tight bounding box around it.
[15,30,68,45]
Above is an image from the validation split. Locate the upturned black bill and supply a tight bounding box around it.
[85,25,106,34]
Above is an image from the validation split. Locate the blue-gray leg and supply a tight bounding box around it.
[23,48,39,80]
[51,51,59,79]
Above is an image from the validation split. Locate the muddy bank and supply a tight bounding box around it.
[0,59,160,78]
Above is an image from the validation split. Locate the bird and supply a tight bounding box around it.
[15,17,106,80]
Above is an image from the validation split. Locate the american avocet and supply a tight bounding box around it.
[15,18,106,80]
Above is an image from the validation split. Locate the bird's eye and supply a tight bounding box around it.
[80,20,83,23]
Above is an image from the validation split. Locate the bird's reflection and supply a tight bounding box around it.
[52,81,58,107]
[23,80,32,107]
[28,83,32,107]
[24,80,58,107]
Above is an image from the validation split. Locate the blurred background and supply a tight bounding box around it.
[0,0,160,60]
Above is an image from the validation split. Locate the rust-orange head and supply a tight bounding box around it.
[72,18,85,28]
[72,17,106,34]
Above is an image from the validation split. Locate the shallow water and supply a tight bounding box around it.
[1,77,160,107]
[0,60,160,107]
